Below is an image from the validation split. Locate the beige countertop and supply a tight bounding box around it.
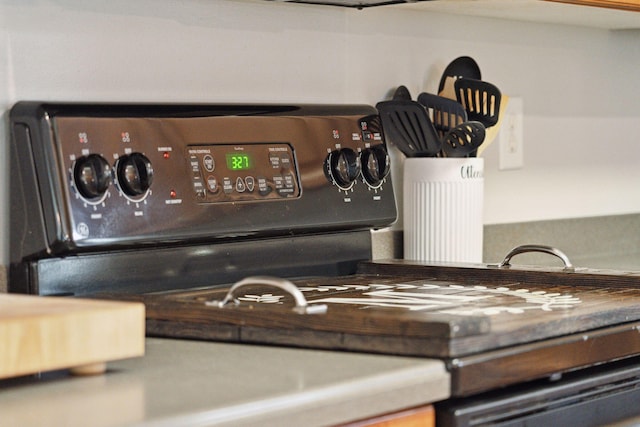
[483,214,640,271]
[0,338,449,427]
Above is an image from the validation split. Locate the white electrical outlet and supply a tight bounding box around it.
[499,97,524,170]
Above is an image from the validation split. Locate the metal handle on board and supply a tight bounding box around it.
[496,244,575,272]
[205,276,327,315]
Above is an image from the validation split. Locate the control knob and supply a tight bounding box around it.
[325,148,361,189]
[360,145,390,187]
[115,153,154,198]
[73,154,112,201]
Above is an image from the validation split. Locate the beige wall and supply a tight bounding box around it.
[2,0,640,266]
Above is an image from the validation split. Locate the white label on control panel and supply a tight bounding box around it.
[76,222,90,238]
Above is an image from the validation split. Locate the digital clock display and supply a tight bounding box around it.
[226,153,252,171]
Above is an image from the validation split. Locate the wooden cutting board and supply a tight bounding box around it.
[0,294,145,379]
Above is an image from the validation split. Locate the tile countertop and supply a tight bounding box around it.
[0,338,450,427]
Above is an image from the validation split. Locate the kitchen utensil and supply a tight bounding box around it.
[439,76,457,100]
[441,121,486,158]
[417,91,468,138]
[478,93,509,157]
[392,85,412,101]
[376,100,442,157]
[454,78,502,128]
[438,56,482,95]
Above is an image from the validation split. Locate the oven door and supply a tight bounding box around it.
[435,358,640,427]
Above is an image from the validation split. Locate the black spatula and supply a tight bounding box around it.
[417,92,468,139]
[454,78,502,128]
[392,85,412,101]
[441,121,486,158]
[376,100,442,157]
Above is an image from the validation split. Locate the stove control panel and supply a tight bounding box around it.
[10,103,396,255]
[188,143,299,202]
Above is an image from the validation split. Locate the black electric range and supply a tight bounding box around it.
[9,102,640,427]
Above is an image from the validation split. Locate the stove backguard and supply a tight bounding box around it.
[9,103,396,295]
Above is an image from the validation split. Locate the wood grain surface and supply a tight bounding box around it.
[140,271,640,356]
[0,294,145,379]
[545,0,640,12]
[339,405,434,427]
[130,261,640,395]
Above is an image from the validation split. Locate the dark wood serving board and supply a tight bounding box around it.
[130,260,640,396]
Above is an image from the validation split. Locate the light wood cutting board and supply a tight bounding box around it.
[0,294,145,379]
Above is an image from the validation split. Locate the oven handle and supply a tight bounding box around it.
[205,276,328,315]
[495,244,575,272]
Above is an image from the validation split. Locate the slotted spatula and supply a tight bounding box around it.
[376,100,442,157]
[441,121,486,158]
[454,78,502,128]
[417,92,468,139]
